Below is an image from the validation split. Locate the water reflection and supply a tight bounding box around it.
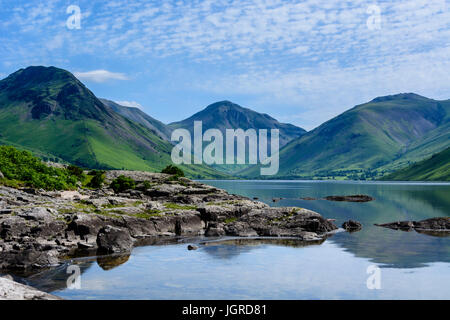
[203,181,450,268]
[200,237,327,260]
[20,181,450,299]
[97,254,130,271]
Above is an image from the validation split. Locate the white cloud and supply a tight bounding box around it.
[74,70,129,83]
[115,100,143,110]
[1,0,449,129]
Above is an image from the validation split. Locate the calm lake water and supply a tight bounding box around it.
[26,180,450,299]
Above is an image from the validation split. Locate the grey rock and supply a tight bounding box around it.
[324,195,374,202]
[0,209,13,215]
[342,220,363,232]
[0,277,62,300]
[18,207,55,222]
[96,226,133,254]
[376,217,449,234]
[77,242,94,249]
[205,223,226,237]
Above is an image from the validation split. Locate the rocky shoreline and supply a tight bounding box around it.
[0,171,338,274]
[2,170,449,299]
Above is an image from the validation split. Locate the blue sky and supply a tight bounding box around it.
[1,0,449,130]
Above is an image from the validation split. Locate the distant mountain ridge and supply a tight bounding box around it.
[168,100,307,174]
[100,99,172,141]
[168,100,306,147]
[240,93,450,179]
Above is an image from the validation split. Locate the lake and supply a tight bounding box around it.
[25,180,450,299]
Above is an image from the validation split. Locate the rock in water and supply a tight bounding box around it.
[414,217,450,230]
[342,220,362,232]
[187,245,198,251]
[375,217,450,234]
[96,226,133,254]
[324,195,374,202]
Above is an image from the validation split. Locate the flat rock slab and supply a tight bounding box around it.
[0,277,61,300]
[60,191,89,200]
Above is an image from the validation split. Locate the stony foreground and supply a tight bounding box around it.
[0,171,338,273]
[0,276,60,300]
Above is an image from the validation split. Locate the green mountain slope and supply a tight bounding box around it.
[169,100,306,147]
[240,93,450,179]
[169,100,306,174]
[382,147,450,181]
[100,99,172,141]
[0,66,227,179]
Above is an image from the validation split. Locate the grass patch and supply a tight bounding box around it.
[164,203,197,210]
[135,210,163,219]
[224,217,237,224]
[74,201,96,210]
[93,209,122,219]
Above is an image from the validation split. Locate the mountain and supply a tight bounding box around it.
[100,99,172,141]
[240,93,450,179]
[168,100,306,147]
[382,147,450,181]
[0,66,227,179]
[168,101,306,174]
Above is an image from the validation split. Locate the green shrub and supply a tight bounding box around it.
[67,165,85,179]
[0,146,78,190]
[161,165,184,177]
[86,170,106,189]
[142,181,152,189]
[87,169,99,176]
[110,175,136,193]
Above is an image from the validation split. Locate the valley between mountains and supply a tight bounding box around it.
[0,66,449,181]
